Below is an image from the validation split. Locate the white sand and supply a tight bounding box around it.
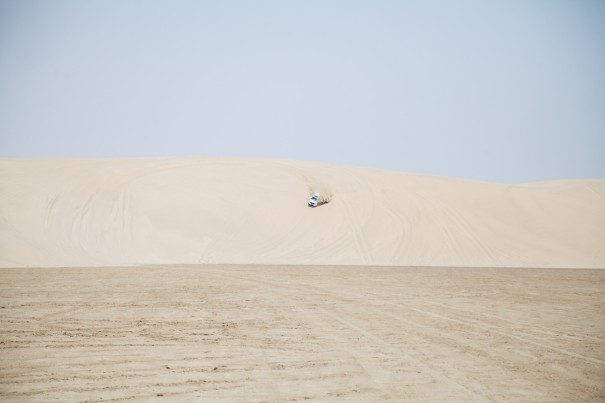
[1,157,604,268]
[2,157,605,401]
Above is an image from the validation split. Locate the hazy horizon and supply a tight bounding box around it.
[1,1,604,184]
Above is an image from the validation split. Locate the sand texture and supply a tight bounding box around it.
[1,158,605,401]
[1,157,604,268]
[1,265,604,401]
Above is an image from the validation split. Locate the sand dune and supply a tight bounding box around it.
[1,157,604,268]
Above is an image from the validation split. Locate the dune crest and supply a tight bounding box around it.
[1,157,604,268]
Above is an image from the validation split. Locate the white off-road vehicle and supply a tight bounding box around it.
[308,193,320,207]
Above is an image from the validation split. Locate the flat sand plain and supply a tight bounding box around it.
[1,265,604,402]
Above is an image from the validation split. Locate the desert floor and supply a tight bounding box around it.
[1,265,604,402]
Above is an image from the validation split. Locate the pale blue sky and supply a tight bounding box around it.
[1,0,604,183]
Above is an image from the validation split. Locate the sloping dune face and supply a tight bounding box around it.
[1,157,604,268]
